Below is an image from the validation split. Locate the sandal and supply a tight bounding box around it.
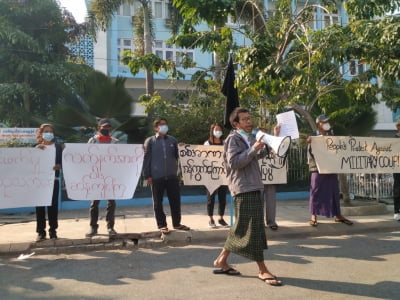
[173,224,190,231]
[213,267,241,276]
[269,225,278,231]
[309,219,318,227]
[259,275,282,286]
[335,217,353,225]
[160,227,170,234]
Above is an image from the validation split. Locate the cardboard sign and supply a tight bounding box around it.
[259,153,287,184]
[62,143,144,200]
[0,147,55,209]
[311,136,400,173]
[179,145,287,193]
[179,145,227,194]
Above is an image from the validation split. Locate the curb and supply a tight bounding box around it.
[2,220,399,256]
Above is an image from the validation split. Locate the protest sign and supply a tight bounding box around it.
[62,143,144,200]
[311,136,400,173]
[178,145,287,193]
[259,153,287,184]
[0,147,55,209]
[179,145,227,194]
[276,110,299,140]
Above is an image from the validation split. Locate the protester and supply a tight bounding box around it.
[258,126,281,231]
[143,117,190,234]
[393,120,400,221]
[213,107,282,286]
[204,122,229,228]
[307,114,353,226]
[35,123,63,241]
[86,118,119,237]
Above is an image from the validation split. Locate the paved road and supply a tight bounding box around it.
[1,230,399,300]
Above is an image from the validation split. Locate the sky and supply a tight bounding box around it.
[59,0,88,23]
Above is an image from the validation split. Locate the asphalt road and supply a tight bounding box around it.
[1,230,399,300]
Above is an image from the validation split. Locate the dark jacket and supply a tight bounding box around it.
[143,135,179,180]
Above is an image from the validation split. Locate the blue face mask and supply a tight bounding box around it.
[238,129,251,136]
[42,132,54,142]
[158,125,169,135]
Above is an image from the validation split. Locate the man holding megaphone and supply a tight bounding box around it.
[212,107,283,287]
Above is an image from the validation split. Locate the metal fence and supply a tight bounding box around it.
[347,173,393,201]
[286,146,309,184]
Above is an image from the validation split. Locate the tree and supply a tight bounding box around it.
[52,70,136,142]
[345,0,400,111]
[172,0,377,135]
[0,0,89,126]
[142,79,227,144]
[89,0,156,95]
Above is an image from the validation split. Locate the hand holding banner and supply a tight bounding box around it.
[311,136,400,173]
[178,145,287,192]
[62,143,144,200]
[0,147,55,209]
[179,144,227,194]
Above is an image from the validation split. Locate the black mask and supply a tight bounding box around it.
[100,129,110,136]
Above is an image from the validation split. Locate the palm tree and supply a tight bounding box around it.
[52,70,135,141]
[89,0,155,96]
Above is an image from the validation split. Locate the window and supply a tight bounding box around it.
[153,40,194,67]
[117,38,133,65]
[152,0,170,19]
[321,9,340,28]
[117,3,140,16]
[346,59,367,76]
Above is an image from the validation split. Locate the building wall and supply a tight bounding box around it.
[90,0,398,131]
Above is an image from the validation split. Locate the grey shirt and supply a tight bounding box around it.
[224,131,269,196]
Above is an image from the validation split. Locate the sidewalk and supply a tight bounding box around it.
[0,198,398,256]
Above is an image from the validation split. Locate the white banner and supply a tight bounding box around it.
[178,145,287,193]
[62,143,144,200]
[259,153,287,184]
[311,136,400,173]
[179,145,228,194]
[0,147,55,209]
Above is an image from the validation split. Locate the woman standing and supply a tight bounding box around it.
[35,124,63,241]
[204,122,229,228]
[307,115,352,226]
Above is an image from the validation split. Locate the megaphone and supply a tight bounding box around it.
[255,131,291,157]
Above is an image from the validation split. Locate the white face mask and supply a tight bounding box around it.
[42,132,54,142]
[322,123,331,131]
[213,130,223,138]
[158,125,169,135]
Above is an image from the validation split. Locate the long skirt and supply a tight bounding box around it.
[224,191,267,262]
[309,173,341,218]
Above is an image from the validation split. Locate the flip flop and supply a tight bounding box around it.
[160,227,170,234]
[213,267,241,276]
[173,224,190,231]
[259,276,282,286]
[335,218,353,225]
[269,225,278,231]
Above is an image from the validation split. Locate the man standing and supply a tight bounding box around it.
[213,107,282,286]
[143,117,190,234]
[86,118,119,237]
